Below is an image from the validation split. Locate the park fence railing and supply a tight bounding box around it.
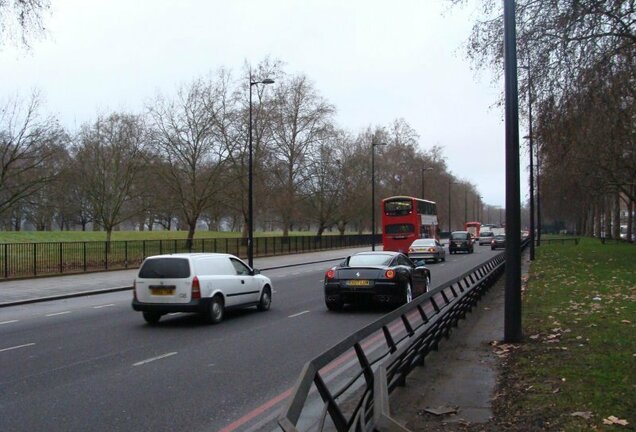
[0,234,377,281]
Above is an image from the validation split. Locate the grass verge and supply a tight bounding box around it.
[493,238,635,431]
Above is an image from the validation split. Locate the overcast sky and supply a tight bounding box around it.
[0,0,528,208]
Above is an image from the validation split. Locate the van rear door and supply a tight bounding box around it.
[135,257,193,304]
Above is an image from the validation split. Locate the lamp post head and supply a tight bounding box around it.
[251,78,275,86]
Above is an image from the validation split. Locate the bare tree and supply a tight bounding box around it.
[267,74,335,236]
[0,0,51,47]
[147,76,229,247]
[448,0,635,232]
[73,113,147,243]
[0,92,67,218]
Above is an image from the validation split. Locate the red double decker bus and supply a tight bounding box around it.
[381,196,439,252]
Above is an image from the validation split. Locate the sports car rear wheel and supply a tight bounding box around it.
[402,282,413,305]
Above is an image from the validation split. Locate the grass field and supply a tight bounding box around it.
[495,238,635,431]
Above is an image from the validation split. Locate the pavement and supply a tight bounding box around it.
[0,245,527,432]
[0,247,369,307]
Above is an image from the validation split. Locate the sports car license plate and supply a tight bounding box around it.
[348,280,370,286]
[150,286,175,295]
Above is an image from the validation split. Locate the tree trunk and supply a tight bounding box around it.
[612,192,621,240]
[186,222,196,250]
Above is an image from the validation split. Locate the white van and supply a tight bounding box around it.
[132,253,272,325]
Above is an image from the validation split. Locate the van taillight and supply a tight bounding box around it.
[191,276,201,299]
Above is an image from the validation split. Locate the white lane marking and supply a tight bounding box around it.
[46,311,71,317]
[0,343,35,353]
[288,310,310,318]
[133,352,178,367]
[0,320,19,325]
[93,304,116,309]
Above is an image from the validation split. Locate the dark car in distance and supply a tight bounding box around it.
[491,234,506,250]
[449,231,474,254]
[324,251,430,311]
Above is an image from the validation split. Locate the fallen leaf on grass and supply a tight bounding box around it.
[570,411,593,420]
[603,416,629,426]
[529,334,540,340]
[621,320,631,324]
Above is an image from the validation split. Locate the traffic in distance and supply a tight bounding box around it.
[129,195,510,322]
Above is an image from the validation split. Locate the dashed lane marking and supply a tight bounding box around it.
[133,352,178,367]
[0,343,35,353]
[93,304,116,309]
[0,320,19,325]
[45,311,71,317]
[288,310,310,318]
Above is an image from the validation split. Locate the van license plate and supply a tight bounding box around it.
[150,286,175,295]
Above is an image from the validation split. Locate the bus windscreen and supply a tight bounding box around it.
[384,199,412,216]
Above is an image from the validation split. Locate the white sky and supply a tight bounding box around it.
[0,0,530,208]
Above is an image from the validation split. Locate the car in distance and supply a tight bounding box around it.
[449,231,474,254]
[478,231,495,245]
[408,238,446,263]
[324,251,430,311]
[132,253,272,325]
[491,234,506,250]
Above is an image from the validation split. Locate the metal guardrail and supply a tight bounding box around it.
[278,252,508,432]
[0,234,378,280]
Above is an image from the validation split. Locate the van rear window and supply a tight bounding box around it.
[139,258,190,278]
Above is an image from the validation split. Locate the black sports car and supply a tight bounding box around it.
[324,251,430,311]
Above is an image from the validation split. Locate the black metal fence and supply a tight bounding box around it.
[0,234,376,280]
[278,248,517,431]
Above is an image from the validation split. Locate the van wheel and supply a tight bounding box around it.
[257,287,272,311]
[143,311,161,325]
[205,295,224,324]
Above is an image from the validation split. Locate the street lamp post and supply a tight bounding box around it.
[521,63,536,260]
[464,186,468,223]
[448,180,457,232]
[371,140,387,251]
[248,75,274,269]
[421,167,433,200]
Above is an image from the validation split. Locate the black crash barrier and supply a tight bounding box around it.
[279,239,528,432]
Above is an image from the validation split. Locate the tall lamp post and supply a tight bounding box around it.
[248,75,274,269]
[371,140,387,251]
[464,186,468,223]
[448,180,457,232]
[421,167,433,199]
[521,64,535,261]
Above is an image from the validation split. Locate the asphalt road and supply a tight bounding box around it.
[0,244,501,432]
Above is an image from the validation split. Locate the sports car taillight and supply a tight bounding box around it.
[385,269,395,279]
[326,269,335,280]
[191,276,201,299]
